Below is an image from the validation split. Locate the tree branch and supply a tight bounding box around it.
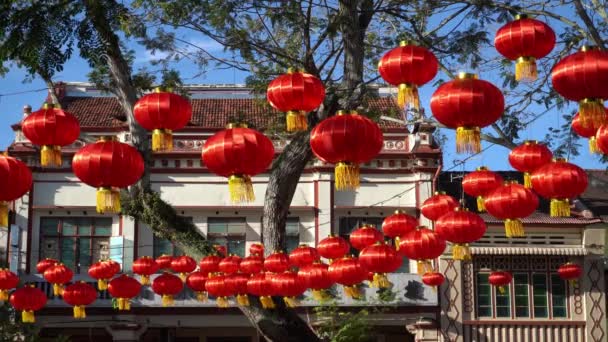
[572,0,606,49]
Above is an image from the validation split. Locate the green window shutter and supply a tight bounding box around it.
[532,273,549,318]
[551,274,568,318]
[476,273,492,317]
[514,273,529,318]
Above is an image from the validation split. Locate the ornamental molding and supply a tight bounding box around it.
[470,246,587,256]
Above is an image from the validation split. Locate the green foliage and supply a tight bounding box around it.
[313,302,373,342]
[0,303,41,342]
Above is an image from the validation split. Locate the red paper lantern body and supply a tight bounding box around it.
[421,192,459,221]
[72,138,144,213]
[133,256,160,285]
[289,245,320,268]
[62,282,98,319]
[205,274,232,308]
[378,42,438,109]
[88,260,119,291]
[171,256,197,280]
[43,264,73,296]
[247,272,276,309]
[398,227,446,275]
[155,255,174,270]
[573,111,605,154]
[108,275,142,311]
[10,285,47,323]
[225,273,251,306]
[595,124,608,155]
[462,166,504,212]
[484,182,538,237]
[435,209,487,261]
[317,235,350,260]
[310,111,383,190]
[239,255,264,274]
[199,255,222,274]
[349,226,384,251]
[489,271,513,294]
[21,104,80,167]
[359,243,402,288]
[202,126,275,203]
[152,272,183,307]
[298,262,333,301]
[552,47,608,128]
[214,245,228,257]
[133,90,192,151]
[508,140,553,188]
[431,73,504,154]
[36,258,58,274]
[422,272,445,288]
[557,263,582,282]
[266,70,325,132]
[264,252,290,273]
[218,255,242,275]
[494,16,556,82]
[272,271,306,307]
[186,271,209,302]
[328,256,367,299]
[382,210,417,239]
[0,155,32,227]
[531,159,588,217]
[0,269,19,301]
[249,243,264,256]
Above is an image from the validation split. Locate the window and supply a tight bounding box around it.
[40,217,112,273]
[207,218,246,257]
[532,274,548,318]
[495,283,511,318]
[285,218,300,253]
[338,216,409,273]
[153,235,184,258]
[476,273,492,317]
[514,273,529,317]
[551,274,567,318]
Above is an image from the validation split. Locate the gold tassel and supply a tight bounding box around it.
[53,283,63,296]
[216,296,230,308]
[97,279,108,291]
[54,146,62,167]
[179,273,187,282]
[0,290,8,301]
[397,83,420,110]
[476,196,486,212]
[515,57,537,82]
[372,273,392,288]
[578,99,606,128]
[504,218,525,238]
[140,275,150,286]
[523,172,532,188]
[41,145,61,167]
[73,306,86,319]
[228,175,255,203]
[498,286,506,295]
[73,306,79,318]
[452,244,471,261]
[117,298,131,311]
[0,202,8,228]
[394,236,400,251]
[196,291,208,302]
[22,310,35,323]
[344,285,362,299]
[260,296,276,309]
[286,110,308,132]
[416,261,433,275]
[283,296,300,308]
[456,127,481,154]
[96,187,120,214]
[335,162,360,191]
[589,137,600,154]
[152,129,173,152]
[550,198,570,217]
[161,295,174,307]
[236,294,250,306]
[311,289,331,302]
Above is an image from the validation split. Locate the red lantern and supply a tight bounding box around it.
[62,281,97,319]
[10,285,47,323]
[0,154,32,227]
[328,256,367,299]
[596,124,608,155]
[398,226,446,275]
[573,111,605,154]
[155,255,174,270]
[214,245,227,257]
[218,255,242,275]
[171,255,197,281]
[435,208,487,261]
[310,110,383,190]
[552,46,608,128]
[420,192,459,221]
[133,89,192,151]
[72,137,144,213]
[264,251,290,273]
[0,269,18,301]
[202,124,275,203]
[43,263,73,296]
[378,41,438,109]
[494,15,555,82]
[271,271,306,307]
[289,245,320,268]
[557,263,582,283]
[382,210,417,239]
[239,254,264,274]
[152,272,183,307]
[462,166,504,212]
[508,140,553,188]
[531,158,588,217]
[359,242,402,288]
[484,181,539,237]
[21,103,80,167]
[317,235,350,261]
[249,243,264,256]
[200,255,222,274]
[267,69,325,132]
[108,274,141,311]
[36,258,58,274]
[247,272,276,309]
[133,256,160,285]
[431,73,504,153]
[225,273,250,306]
[88,260,119,290]
[349,225,384,251]
[205,273,232,308]
[186,271,209,302]
[489,271,512,294]
[422,272,445,289]
[298,262,333,301]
